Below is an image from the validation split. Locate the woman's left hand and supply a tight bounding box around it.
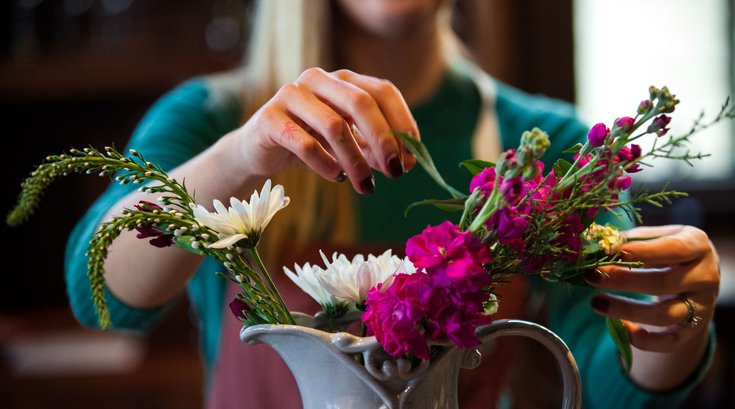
[584,224,720,390]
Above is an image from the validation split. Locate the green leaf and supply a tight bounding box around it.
[562,143,584,154]
[625,235,661,243]
[582,240,602,254]
[460,159,495,176]
[404,198,466,216]
[394,130,465,199]
[174,235,205,255]
[552,158,573,176]
[606,317,632,373]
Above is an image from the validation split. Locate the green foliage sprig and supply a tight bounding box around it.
[7,146,293,329]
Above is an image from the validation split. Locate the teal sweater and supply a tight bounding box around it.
[65,68,712,408]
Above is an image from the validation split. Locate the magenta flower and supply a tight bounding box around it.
[527,162,556,211]
[554,214,584,262]
[362,273,433,359]
[587,123,609,147]
[362,268,494,359]
[615,175,632,190]
[133,201,174,248]
[617,144,642,173]
[229,297,251,320]
[469,167,497,196]
[493,206,529,247]
[134,225,174,248]
[499,176,524,205]
[405,221,491,282]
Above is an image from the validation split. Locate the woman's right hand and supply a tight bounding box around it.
[228,67,420,194]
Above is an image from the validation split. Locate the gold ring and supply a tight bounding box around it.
[678,296,702,328]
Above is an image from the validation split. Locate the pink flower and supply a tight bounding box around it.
[362,269,494,359]
[469,167,497,196]
[554,214,584,262]
[617,144,642,173]
[615,175,632,190]
[527,163,556,211]
[587,123,609,147]
[493,206,529,247]
[499,176,524,205]
[405,221,491,282]
[362,273,433,359]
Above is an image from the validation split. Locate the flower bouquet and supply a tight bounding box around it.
[6,87,734,400]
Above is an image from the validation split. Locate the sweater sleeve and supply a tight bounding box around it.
[64,78,241,333]
[494,81,715,409]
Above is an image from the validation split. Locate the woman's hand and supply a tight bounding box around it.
[227,67,420,194]
[584,224,719,390]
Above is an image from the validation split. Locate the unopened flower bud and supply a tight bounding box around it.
[646,114,672,136]
[637,99,652,115]
[521,128,551,157]
[229,298,251,320]
[495,149,517,175]
[483,294,499,316]
[648,85,661,100]
[613,117,635,134]
[587,123,609,147]
[522,162,541,181]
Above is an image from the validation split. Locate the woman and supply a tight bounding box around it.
[65,0,719,407]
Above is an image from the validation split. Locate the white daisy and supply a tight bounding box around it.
[191,179,290,249]
[316,249,414,305]
[283,262,340,307]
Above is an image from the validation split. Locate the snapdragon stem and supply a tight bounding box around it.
[248,248,295,325]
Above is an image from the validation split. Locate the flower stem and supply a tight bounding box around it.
[248,248,295,324]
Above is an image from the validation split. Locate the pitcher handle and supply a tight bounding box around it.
[472,319,582,409]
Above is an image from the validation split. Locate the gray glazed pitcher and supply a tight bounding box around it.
[240,316,581,409]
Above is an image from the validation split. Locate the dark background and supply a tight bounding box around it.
[1,1,732,408]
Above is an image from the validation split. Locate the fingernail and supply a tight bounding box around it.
[360,176,375,195]
[591,296,609,313]
[584,269,602,284]
[336,171,347,182]
[387,155,403,178]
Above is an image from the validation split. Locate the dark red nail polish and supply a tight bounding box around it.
[336,171,347,182]
[591,297,609,313]
[360,176,375,195]
[584,269,601,283]
[387,155,403,178]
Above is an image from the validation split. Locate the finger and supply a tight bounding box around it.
[278,82,374,194]
[585,261,715,295]
[590,294,696,327]
[623,321,691,353]
[261,107,344,183]
[585,265,677,295]
[333,69,420,172]
[621,225,687,240]
[620,226,710,266]
[297,68,404,178]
